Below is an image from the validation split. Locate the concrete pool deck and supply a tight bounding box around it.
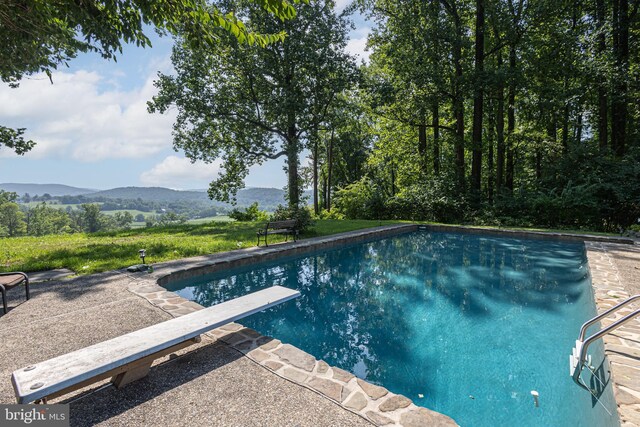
[586,242,640,426]
[1,224,638,426]
[0,271,376,426]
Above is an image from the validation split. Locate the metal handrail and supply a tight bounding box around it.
[571,294,640,390]
[578,294,640,341]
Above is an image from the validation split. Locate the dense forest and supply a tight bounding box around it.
[150,0,639,232]
[1,0,638,232]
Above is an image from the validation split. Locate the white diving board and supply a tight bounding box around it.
[12,285,300,403]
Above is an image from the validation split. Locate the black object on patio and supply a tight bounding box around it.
[0,272,30,314]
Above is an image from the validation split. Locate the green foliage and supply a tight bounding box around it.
[0,0,300,86]
[0,0,303,154]
[494,147,640,231]
[333,179,380,220]
[114,211,134,229]
[0,202,26,236]
[149,0,356,207]
[0,126,35,155]
[26,203,73,235]
[155,212,188,226]
[313,209,345,220]
[270,204,313,231]
[334,176,468,223]
[229,202,269,221]
[0,190,19,204]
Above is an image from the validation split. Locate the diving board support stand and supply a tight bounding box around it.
[12,285,300,404]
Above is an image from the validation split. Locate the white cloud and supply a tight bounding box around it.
[0,70,176,161]
[140,155,222,189]
[346,27,371,63]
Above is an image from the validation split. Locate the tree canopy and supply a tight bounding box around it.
[0,0,302,154]
[149,0,357,208]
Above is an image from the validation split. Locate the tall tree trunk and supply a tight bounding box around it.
[451,11,465,188]
[286,121,299,209]
[505,45,516,191]
[313,138,319,215]
[562,102,570,153]
[471,0,485,197]
[561,74,570,154]
[496,52,505,193]
[326,130,334,211]
[390,163,397,196]
[596,0,608,150]
[322,176,328,211]
[432,103,440,174]
[418,123,428,175]
[611,0,629,156]
[488,104,495,204]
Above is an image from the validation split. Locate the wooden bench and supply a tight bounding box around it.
[257,220,299,246]
[11,285,300,404]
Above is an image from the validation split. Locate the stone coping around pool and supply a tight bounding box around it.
[423,224,635,245]
[127,298,456,424]
[586,242,640,427]
[125,224,457,426]
[150,223,418,288]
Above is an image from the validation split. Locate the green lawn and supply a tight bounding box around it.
[0,220,400,275]
[186,215,232,224]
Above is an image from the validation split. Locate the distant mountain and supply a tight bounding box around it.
[236,187,286,207]
[4,183,298,210]
[92,186,288,209]
[0,183,96,196]
[90,186,210,202]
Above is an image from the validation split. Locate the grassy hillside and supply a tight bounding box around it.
[0,220,400,274]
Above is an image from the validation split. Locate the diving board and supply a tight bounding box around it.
[12,285,300,403]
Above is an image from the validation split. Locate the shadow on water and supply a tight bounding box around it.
[167,231,594,393]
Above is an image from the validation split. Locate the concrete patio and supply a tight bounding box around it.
[1,226,639,426]
[0,271,373,426]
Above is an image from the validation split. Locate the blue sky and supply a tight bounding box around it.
[0,2,370,191]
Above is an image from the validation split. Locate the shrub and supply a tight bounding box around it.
[228,202,269,222]
[271,204,313,232]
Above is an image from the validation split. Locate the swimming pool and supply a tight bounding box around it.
[166,230,619,426]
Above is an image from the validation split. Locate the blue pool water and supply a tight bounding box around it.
[167,231,619,426]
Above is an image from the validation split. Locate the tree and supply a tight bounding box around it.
[0,202,26,236]
[0,0,302,154]
[149,0,357,209]
[81,204,103,233]
[114,211,134,229]
[25,203,71,235]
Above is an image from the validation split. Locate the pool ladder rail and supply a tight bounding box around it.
[570,294,640,392]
